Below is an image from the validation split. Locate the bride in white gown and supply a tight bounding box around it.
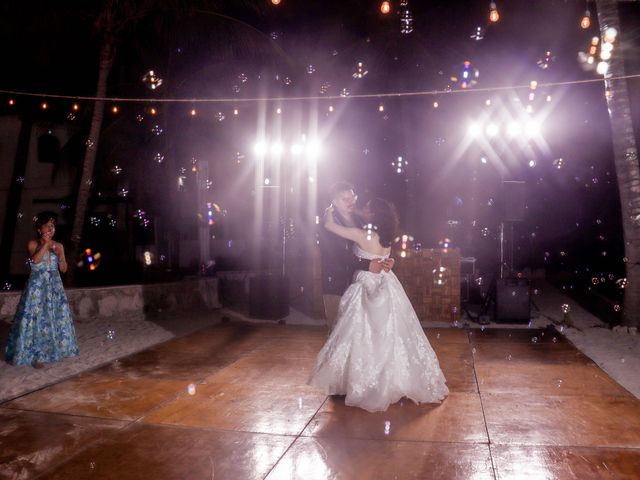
[309,198,449,412]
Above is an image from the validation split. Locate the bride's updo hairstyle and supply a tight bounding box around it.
[367,198,399,247]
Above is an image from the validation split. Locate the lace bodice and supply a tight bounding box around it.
[353,245,390,261]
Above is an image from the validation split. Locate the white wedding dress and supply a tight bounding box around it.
[309,246,449,412]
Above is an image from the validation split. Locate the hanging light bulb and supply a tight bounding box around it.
[271,0,281,5]
[580,10,591,29]
[380,1,391,14]
[489,2,499,22]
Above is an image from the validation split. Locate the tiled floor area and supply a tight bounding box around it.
[1,322,640,479]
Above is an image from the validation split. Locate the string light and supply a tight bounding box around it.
[40,102,48,110]
[580,9,591,29]
[380,1,391,14]
[4,74,640,115]
[489,2,499,22]
[111,105,119,114]
[271,0,281,5]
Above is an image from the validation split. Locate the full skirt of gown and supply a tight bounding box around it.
[5,252,79,366]
[309,250,449,412]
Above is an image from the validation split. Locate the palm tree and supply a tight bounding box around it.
[596,0,640,327]
[66,0,150,285]
[66,0,284,284]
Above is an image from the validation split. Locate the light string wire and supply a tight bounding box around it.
[1,73,639,104]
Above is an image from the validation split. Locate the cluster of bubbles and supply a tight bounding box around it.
[433,266,448,286]
[438,238,452,252]
[79,248,101,271]
[395,234,414,258]
[352,62,368,79]
[536,51,555,69]
[470,26,485,41]
[400,5,414,34]
[141,70,163,90]
[451,61,479,89]
[133,209,151,228]
[392,156,408,174]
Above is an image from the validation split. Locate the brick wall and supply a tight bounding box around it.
[393,248,461,323]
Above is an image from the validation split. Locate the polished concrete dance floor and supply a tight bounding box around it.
[1,322,640,479]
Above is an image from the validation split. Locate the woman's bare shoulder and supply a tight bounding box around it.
[27,240,39,255]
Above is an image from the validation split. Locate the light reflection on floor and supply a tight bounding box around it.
[1,322,639,479]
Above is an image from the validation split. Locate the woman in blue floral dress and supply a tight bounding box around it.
[5,213,79,368]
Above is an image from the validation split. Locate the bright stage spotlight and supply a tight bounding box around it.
[270,142,284,156]
[507,123,522,137]
[468,123,482,137]
[485,123,499,137]
[254,141,268,156]
[306,140,322,159]
[524,120,542,137]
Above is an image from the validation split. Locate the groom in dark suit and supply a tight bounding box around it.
[319,181,394,331]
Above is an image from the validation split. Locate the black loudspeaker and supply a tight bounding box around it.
[495,278,530,323]
[249,275,289,320]
[503,180,526,221]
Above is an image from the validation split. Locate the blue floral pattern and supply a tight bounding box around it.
[5,252,79,366]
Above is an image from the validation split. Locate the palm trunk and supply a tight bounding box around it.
[596,0,640,327]
[66,35,115,286]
